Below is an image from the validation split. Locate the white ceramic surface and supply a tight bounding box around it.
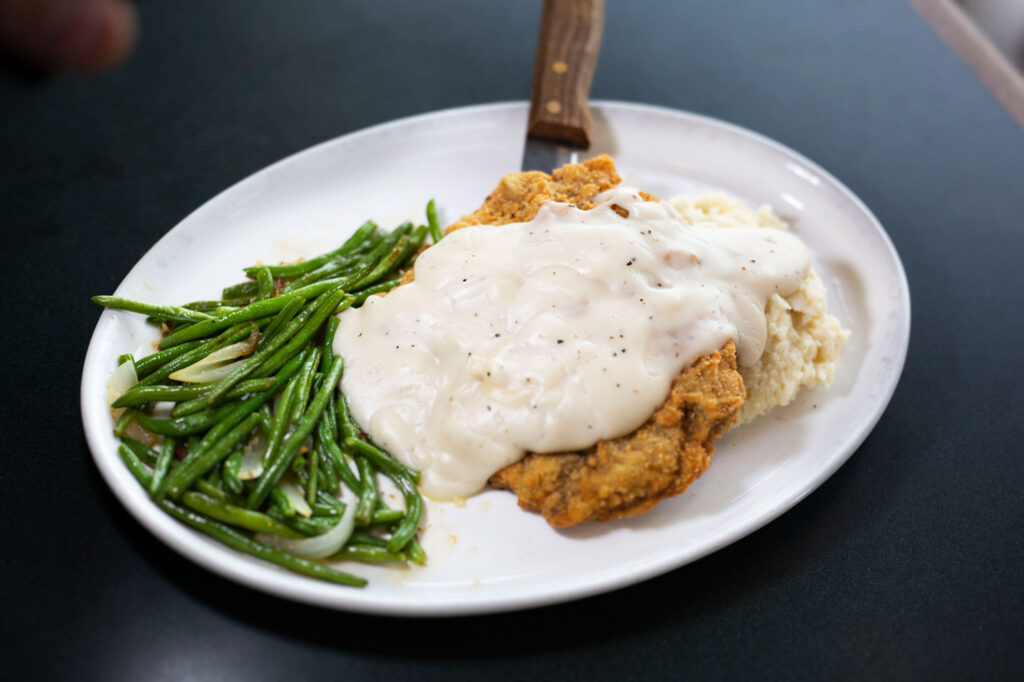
[81,102,910,616]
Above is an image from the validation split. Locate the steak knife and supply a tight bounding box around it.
[521,0,604,173]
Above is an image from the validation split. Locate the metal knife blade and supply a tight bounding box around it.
[521,137,578,173]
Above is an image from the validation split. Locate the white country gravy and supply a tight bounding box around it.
[334,188,811,499]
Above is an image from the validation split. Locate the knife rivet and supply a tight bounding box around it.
[551,60,568,74]
[546,100,562,114]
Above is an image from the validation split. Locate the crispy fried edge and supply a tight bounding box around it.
[489,342,744,527]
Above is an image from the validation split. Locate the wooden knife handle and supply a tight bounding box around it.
[527,0,604,149]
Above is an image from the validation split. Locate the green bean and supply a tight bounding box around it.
[133,340,204,378]
[170,378,279,416]
[367,508,405,526]
[196,349,304,458]
[114,376,275,409]
[405,537,427,565]
[182,491,302,538]
[315,487,345,511]
[335,390,359,441]
[121,436,158,467]
[399,224,430,269]
[159,352,305,496]
[247,357,345,509]
[130,323,256,393]
[289,349,321,424]
[321,316,339,372]
[333,545,407,564]
[113,408,137,437]
[280,258,360,295]
[353,225,425,290]
[323,391,339,444]
[222,447,244,495]
[323,392,339,446]
[306,449,319,505]
[194,478,227,501]
[304,447,336,493]
[271,486,296,517]
[312,502,340,517]
[92,296,215,324]
[222,281,258,301]
[346,224,412,290]
[185,300,224,312]
[316,414,361,493]
[157,498,366,587]
[349,531,387,547]
[258,295,304,350]
[354,457,377,526]
[204,464,222,486]
[262,371,302,467]
[344,437,417,482]
[159,293,301,349]
[426,198,442,243]
[256,404,274,436]
[352,278,401,305]
[255,266,275,301]
[266,505,339,536]
[117,353,134,367]
[316,444,339,494]
[242,220,378,279]
[385,473,421,553]
[118,443,152,488]
[134,402,237,437]
[202,297,320,405]
[253,289,351,380]
[163,411,261,499]
[149,436,175,494]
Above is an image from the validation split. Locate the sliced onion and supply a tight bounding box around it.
[257,488,357,559]
[124,418,160,448]
[168,330,258,383]
[238,431,266,480]
[106,359,138,421]
[279,478,313,518]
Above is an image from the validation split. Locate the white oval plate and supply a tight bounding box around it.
[81,102,910,616]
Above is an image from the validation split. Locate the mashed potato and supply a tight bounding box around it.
[670,194,849,424]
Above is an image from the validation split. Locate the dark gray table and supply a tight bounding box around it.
[3,1,1022,679]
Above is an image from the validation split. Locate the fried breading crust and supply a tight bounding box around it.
[490,343,743,526]
[402,154,745,526]
[446,154,622,233]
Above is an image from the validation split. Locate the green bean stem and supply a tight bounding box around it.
[426,198,442,243]
[92,296,215,324]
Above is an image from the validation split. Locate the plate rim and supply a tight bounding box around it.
[80,100,911,616]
